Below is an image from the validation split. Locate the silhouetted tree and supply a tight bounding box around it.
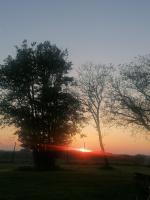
[0,40,84,169]
[109,55,150,133]
[78,63,113,167]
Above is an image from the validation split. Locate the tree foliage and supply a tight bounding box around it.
[0,40,84,150]
[110,56,150,132]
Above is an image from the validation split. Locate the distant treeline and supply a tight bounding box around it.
[0,150,150,167]
[0,149,33,164]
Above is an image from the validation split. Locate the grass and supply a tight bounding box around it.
[0,163,149,200]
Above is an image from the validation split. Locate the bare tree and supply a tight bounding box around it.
[78,63,113,167]
[110,55,150,133]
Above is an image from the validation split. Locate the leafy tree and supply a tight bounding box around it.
[110,55,150,133]
[0,40,84,168]
[78,63,113,167]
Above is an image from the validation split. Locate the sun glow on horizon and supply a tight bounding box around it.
[1,125,150,155]
[74,148,92,153]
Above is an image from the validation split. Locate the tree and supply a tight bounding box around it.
[78,63,113,167]
[0,40,84,169]
[109,55,150,133]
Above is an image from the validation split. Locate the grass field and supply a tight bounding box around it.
[0,163,150,200]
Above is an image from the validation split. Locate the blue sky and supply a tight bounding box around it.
[0,0,150,68]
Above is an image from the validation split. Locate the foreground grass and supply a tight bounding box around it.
[0,164,149,200]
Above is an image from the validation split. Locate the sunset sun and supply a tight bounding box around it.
[75,148,92,153]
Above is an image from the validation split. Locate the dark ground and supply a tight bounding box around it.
[0,163,150,200]
[0,151,150,200]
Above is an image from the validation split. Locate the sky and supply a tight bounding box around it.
[0,0,150,154]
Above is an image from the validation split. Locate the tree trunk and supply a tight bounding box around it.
[97,125,110,168]
[32,148,57,170]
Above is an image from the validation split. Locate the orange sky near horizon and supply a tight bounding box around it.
[0,125,150,155]
[72,125,150,155]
